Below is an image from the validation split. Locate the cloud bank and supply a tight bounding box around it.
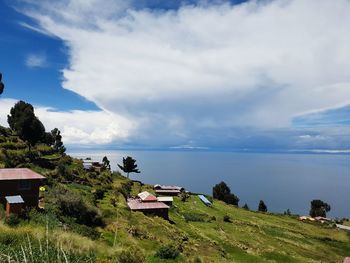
[13,0,350,149]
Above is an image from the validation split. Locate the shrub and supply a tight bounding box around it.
[117,181,133,199]
[193,257,202,263]
[183,212,211,222]
[258,200,267,212]
[180,191,190,202]
[242,203,249,210]
[155,244,180,259]
[4,214,20,226]
[223,215,232,223]
[117,247,145,263]
[48,186,104,227]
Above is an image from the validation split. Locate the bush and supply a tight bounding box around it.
[155,244,180,259]
[4,214,20,226]
[180,191,190,202]
[258,200,267,212]
[48,186,104,227]
[193,257,202,263]
[117,247,145,263]
[223,215,232,223]
[183,212,211,222]
[117,181,133,199]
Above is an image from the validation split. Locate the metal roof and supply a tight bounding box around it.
[155,189,181,193]
[137,191,158,202]
[198,195,212,206]
[5,195,24,204]
[0,168,45,180]
[157,196,174,202]
[154,185,183,191]
[337,224,350,231]
[127,198,170,210]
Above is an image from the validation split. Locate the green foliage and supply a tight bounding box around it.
[284,209,291,216]
[7,100,46,147]
[212,181,239,206]
[193,257,202,263]
[223,215,232,223]
[117,246,145,263]
[179,191,190,202]
[47,186,104,227]
[242,203,250,210]
[183,212,212,222]
[310,199,331,217]
[155,244,180,259]
[117,156,140,178]
[0,233,95,262]
[102,156,111,170]
[116,181,133,199]
[4,214,21,226]
[50,128,66,154]
[258,200,268,212]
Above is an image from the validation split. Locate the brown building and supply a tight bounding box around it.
[0,168,45,209]
[5,195,24,217]
[127,191,170,220]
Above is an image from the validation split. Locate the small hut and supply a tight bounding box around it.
[5,195,24,217]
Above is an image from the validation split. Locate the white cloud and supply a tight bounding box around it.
[0,98,137,145]
[25,53,47,68]
[16,0,350,147]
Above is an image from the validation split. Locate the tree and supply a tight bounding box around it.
[212,181,239,206]
[7,101,45,148]
[102,156,111,170]
[118,156,140,178]
[0,72,5,95]
[258,200,267,212]
[51,128,66,154]
[309,199,331,217]
[242,203,249,210]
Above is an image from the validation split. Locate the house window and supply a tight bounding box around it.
[18,180,31,190]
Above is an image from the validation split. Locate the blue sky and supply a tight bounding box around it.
[1,0,350,151]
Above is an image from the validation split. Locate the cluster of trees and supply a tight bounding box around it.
[212,181,269,212]
[7,100,65,153]
[212,181,240,206]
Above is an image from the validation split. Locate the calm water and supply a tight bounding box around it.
[68,150,350,218]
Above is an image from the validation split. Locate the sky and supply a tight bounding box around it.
[1,0,350,151]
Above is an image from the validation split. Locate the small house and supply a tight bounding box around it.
[138,191,158,202]
[344,257,350,263]
[5,195,24,217]
[0,168,45,210]
[128,191,170,220]
[157,196,173,206]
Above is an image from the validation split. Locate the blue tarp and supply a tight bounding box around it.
[198,195,212,206]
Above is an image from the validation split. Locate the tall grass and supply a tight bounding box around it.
[0,220,95,263]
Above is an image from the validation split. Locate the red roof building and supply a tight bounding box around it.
[343,257,350,263]
[137,191,158,202]
[127,193,170,220]
[0,168,45,209]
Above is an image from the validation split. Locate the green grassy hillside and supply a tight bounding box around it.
[0,125,349,262]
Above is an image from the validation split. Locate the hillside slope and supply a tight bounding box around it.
[0,126,349,262]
